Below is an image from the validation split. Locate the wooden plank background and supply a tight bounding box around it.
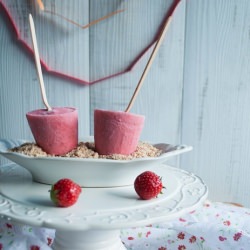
[182,0,250,206]
[1,0,250,207]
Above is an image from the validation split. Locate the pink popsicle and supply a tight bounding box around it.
[26,107,78,155]
[94,109,145,155]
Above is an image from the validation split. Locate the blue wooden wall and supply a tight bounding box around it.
[1,0,250,207]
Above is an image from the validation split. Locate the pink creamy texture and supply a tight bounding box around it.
[26,107,78,155]
[94,109,145,155]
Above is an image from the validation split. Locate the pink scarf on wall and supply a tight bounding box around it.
[0,0,181,85]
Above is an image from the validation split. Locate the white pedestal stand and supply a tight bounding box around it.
[53,230,126,250]
[0,164,208,250]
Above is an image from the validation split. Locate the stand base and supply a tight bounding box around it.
[52,229,127,250]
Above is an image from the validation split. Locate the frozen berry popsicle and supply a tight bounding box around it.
[26,107,78,155]
[94,109,145,155]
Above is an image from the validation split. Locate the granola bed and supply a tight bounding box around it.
[10,141,162,160]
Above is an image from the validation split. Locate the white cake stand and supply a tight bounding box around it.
[0,163,208,250]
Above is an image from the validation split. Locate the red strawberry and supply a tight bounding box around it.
[134,171,163,200]
[50,178,82,207]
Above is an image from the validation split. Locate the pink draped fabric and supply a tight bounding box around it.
[0,0,181,85]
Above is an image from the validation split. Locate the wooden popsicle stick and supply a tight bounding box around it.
[125,16,172,113]
[29,14,52,111]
